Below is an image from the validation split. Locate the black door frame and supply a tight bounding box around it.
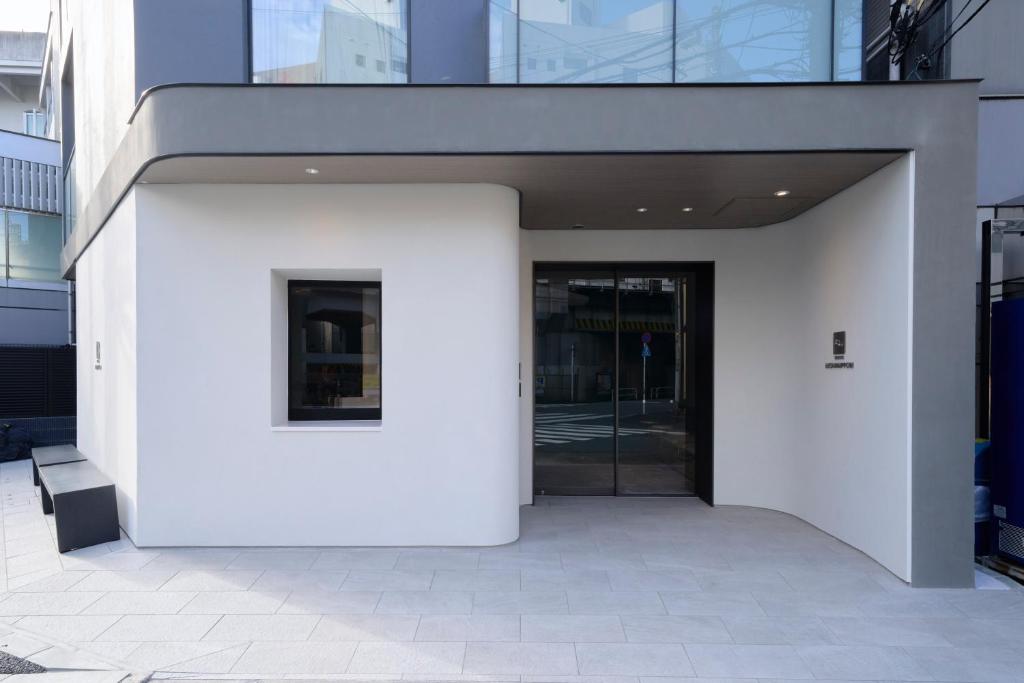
[532,261,715,505]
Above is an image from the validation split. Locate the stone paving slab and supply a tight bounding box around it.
[0,458,1021,681]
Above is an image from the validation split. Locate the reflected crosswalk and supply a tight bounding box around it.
[534,412,647,446]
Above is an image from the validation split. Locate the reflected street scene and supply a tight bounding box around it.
[534,269,698,495]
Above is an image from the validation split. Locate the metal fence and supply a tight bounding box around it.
[0,415,76,447]
[0,345,76,446]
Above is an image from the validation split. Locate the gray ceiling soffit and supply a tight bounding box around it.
[62,81,979,277]
[137,152,902,231]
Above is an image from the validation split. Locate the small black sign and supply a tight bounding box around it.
[833,331,846,358]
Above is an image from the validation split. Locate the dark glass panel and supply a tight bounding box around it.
[288,280,381,420]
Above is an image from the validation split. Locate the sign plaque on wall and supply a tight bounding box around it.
[826,331,854,369]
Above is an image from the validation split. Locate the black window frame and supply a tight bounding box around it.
[287,279,382,422]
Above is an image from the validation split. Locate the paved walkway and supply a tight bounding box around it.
[0,458,1021,682]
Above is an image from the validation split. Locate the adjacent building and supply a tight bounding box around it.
[0,30,67,345]
[49,0,980,587]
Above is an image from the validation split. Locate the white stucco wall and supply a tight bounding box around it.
[75,191,139,539]
[521,156,914,579]
[128,183,521,547]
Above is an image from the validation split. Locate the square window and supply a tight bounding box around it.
[376,59,386,73]
[288,280,381,421]
[355,53,366,67]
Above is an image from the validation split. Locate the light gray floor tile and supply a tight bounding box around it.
[0,591,105,616]
[122,641,246,671]
[311,549,401,570]
[474,591,568,615]
[180,590,289,614]
[348,641,467,674]
[8,571,90,592]
[377,591,474,615]
[522,615,625,642]
[797,644,933,680]
[660,591,763,617]
[224,550,319,571]
[309,614,419,641]
[232,641,357,674]
[69,569,176,592]
[395,550,481,571]
[576,643,693,676]
[940,588,1024,619]
[202,614,320,641]
[82,591,197,615]
[415,615,521,642]
[622,615,732,644]
[905,645,1023,683]
[249,569,347,592]
[431,570,521,592]
[278,589,381,615]
[777,568,891,595]
[723,616,838,645]
[521,569,611,592]
[856,591,969,618]
[15,615,121,642]
[685,643,814,679]
[139,550,240,572]
[478,552,563,572]
[342,570,434,591]
[607,569,700,592]
[821,616,954,647]
[753,591,861,617]
[561,553,647,572]
[162,641,249,673]
[95,614,221,642]
[159,570,262,592]
[463,642,577,675]
[567,591,665,616]
[696,569,793,593]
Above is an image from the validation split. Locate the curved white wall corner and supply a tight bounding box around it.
[131,183,521,547]
[520,156,914,580]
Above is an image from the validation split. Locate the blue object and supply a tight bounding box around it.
[991,298,1024,563]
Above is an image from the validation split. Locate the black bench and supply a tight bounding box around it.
[31,445,87,486]
[38,460,120,553]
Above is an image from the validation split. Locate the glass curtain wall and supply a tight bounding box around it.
[252,0,409,83]
[492,0,862,83]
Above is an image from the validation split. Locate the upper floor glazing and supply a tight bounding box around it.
[251,0,863,85]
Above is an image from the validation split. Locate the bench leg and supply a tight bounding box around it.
[32,462,39,487]
[40,483,53,515]
[53,487,119,553]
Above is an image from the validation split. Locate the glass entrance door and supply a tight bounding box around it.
[534,264,711,498]
[616,273,694,494]
[534,270,616,495]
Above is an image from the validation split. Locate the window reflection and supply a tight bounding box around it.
[288,281,382,420]
[252,0,408,84]
[491,0,852,83]
[3,211,64,284]
[675,1,831,82]
[518,0,674,83]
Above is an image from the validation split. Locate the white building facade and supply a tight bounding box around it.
[52,0,978,588]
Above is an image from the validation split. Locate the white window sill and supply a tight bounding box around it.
[271,420,382,432]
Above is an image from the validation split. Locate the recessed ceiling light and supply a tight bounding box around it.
[304,167,320,175]
[773,189,790,197]
[681,207,694,213]
[636,207,648,213]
